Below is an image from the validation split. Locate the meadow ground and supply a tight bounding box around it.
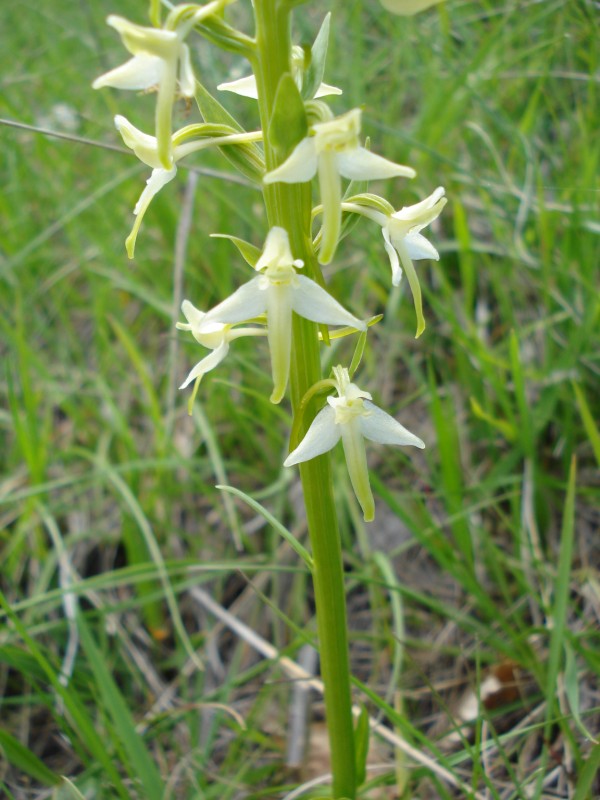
[1,1,599,798]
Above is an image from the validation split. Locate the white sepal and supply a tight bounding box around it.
[292,276,366,330]
[203,277,268,325]
[263,138,319,184]
[93,54,162,91]
[360,401,425,448]
[218,75,260,98]
[284,406,341,467]
[179,340,230,389]
[336,148,416,181]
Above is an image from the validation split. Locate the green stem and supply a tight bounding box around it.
[252,3,357,798]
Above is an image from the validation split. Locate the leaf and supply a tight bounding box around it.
[211,234,262,268]
[354,704,370,787]
[194,81,265,182]
[0,729,61,787]
[573,382,600,468]
[544,456,576,735]
[216,485,313,569]
[572,743,600,800]
[268,73,307,157]
[303,13,333,100]
[470,396,517,442]
[564,641,598,743]
[77,613,165,800]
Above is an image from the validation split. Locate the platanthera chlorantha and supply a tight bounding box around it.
[93,1,446,797]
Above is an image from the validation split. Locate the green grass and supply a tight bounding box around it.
[1,0,599,798]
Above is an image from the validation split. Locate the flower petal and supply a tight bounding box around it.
[126,166,177,258]
[392,186,446,227]
[93,54,163,91]
[395,239,426,337]
[256,226,298,272]
[359,401,425,448]
[382,226,403,286]
[106,15,180,58]
[179,340,230,389]
[292,275,366,330]
[178,43,195,97]
[266,284,293,404]
[204,277,267,324]
[115,115,163,168]
[336,148,416,181]
[340,419,375,522]
[218,75,259,98]
[314,81,343,98]
[263,138,319,184]
[179,299,206,330]
[404,231,439,260]
[317,151,342,265]
[284,406,340,466]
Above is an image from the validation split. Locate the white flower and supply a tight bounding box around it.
[177,299,265,390]
[218,47,342,100]
[343,187,446,337]
[380,0,444,15]
[93,3,229,169]
[204,227,366,403]
[115,115,262,258]
[94,16,194,170]
[264,109,415,265]
[284,366,424,521]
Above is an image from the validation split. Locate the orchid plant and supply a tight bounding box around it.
[93,0,445,797]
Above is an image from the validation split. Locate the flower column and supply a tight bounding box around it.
[251,2,357,797]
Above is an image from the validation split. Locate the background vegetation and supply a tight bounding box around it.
[1,0,598,797]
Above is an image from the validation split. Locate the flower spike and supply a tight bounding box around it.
[204,228,366,404]
[264,109,415,265]
[285,366,424,521]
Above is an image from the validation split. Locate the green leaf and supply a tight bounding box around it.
[0,729,61,787]
[77,613,165,800]
[354,704,370,787]
[470,396,517,442]
[303,13,333,100]
[268,73,307,157]
[544,456,577,735]
[572,744,600,800]
[0,593,130,798]
[194,81,265,182]
[211,234,262,268]
[564,641,598,743]
[573,382,600,468]
[216,484,313,569]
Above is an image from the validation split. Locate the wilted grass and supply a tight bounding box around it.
[1,1,599,798]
